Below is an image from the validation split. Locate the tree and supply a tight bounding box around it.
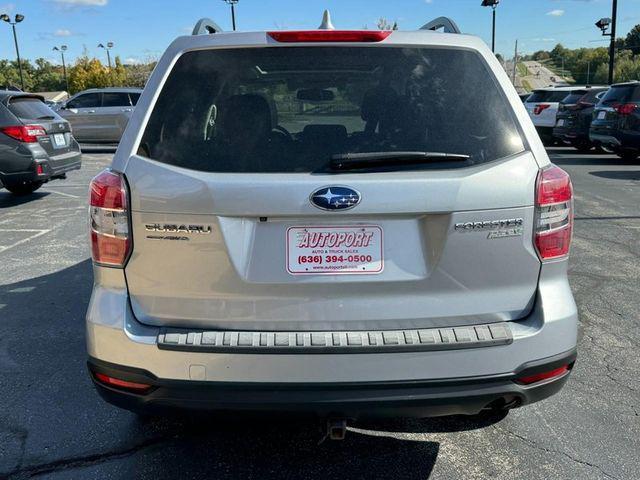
[625,24,640,55]
[68,56,110,93]
[376,18,398,30]
[532,50,550,61]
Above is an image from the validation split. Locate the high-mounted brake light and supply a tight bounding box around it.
[533,104,551,115]
[534,165,573,261]
[1,125,46,143]
[268,30,392,43]
[615,103,638,116]
[94,372,152,393]
[516,365,570,385]
[89,169,131,267]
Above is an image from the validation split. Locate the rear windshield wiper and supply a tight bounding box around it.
[330,151,470,171]
[35,115,55,120]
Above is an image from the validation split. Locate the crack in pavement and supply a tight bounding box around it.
[494,425,621,480]
[3,434,177,479]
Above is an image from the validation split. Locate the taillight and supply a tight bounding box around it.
[516,365,570,385]
[533,104,551,115]
[89,169,131,267]
[534,165,573,261]
[615,103,638,116]
[1,125,46,143]
[94,372,152,393]
[267,30,392,43]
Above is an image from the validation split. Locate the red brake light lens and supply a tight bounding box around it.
[536,164,572,204]
[516,365,570,385]
[534,165,573,261]
[268,30,392,43]
[89,170,131,267]
[1,125,47,143]
[94,372,152,393]
[615,103,638,116]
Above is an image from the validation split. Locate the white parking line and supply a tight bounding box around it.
[44,189,80,199]
[0,229,51,253]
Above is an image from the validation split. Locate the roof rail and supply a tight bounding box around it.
[420,17,461,34]
[192,18,223,35]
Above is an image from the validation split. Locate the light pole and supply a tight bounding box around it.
[595,0,618,85]
[53,45,69,94]
[222,0,238,31]
[481,0,499,53]
[1,13,25,91]
[98,42,114,69]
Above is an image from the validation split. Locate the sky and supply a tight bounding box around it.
[0,0,639,66]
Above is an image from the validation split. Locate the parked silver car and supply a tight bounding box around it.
[56,87,142,144]
[86,15,577,424]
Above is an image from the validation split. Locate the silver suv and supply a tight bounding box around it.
[57,87,142,144]
[86,16,577,421]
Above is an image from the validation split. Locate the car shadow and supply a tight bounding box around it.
[589,170,640,181]
[0,260,507,479]
[0,190,50,208]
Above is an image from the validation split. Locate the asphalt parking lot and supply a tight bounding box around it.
[0,149,638,480]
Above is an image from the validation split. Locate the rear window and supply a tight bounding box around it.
[561,91,588,105]
[527,91,550,103]
[139,47,525,173]
[600,85,639,105]
[7,97,58,121]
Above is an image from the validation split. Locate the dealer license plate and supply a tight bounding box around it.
[286,225,383,275]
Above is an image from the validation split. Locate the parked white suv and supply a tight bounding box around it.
[524,86,585,145]
[86,15,577,427]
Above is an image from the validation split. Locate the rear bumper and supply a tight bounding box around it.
[535,126,555,138]
[0,151,81,186]
[88,349,576,418]
[553,126,588,143]
[86,261,579,416]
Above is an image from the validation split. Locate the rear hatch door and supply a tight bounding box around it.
[592,84,639,134]
[5,95,75,160]
[123,42,542,332]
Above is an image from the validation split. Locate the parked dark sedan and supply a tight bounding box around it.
[553,86,608,152]
[590,81,640,160]
[0,92,81,195]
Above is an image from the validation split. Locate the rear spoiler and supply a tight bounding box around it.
[1,93,45,106]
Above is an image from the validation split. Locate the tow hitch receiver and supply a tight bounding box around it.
[320,418,348,442]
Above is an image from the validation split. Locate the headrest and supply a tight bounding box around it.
[217,94,273,140]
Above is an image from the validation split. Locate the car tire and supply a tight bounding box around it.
[616,150,639,161]
[4,181,44,196]
[572,141,594,153]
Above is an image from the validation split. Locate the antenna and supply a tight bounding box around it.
[318,10,335,30]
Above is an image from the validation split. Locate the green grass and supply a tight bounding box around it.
[522,79,533,92]
[517,62,529,78]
